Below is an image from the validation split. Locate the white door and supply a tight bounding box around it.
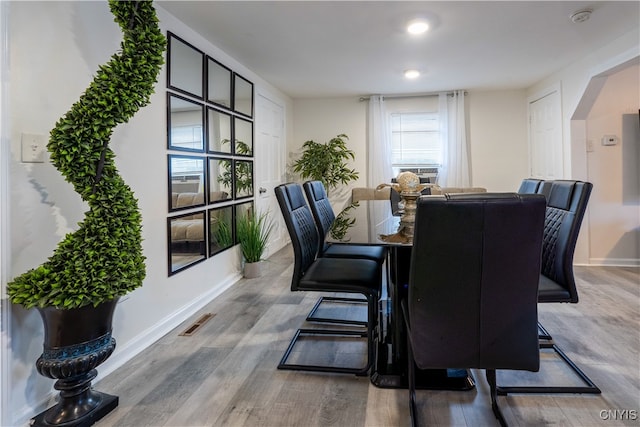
[528,87,563,179]
[255,93,287,255]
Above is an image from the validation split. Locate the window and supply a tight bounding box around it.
[390,112,441,176]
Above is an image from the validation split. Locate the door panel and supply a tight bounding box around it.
[529,89,563,179]
[255,93,286,255]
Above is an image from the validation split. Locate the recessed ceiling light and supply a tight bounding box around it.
[404,69,420,79]
[407,20,429,35]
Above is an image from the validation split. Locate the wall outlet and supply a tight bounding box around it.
[601,135,618,146]
[21,133,47,163]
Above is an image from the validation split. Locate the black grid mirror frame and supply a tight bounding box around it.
[233,73,254,118]
[206,56,232,109]
[167,211,207,276]
[166,31,255,276]
[167,32,204,99]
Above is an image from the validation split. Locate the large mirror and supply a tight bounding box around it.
[168,211,206,275]
[209,206,234,256]
[168,94,204,152]
[168,33,204,99]
[208,157,232,204]
[234,160,253,199]
[234,201,255,244]
[234,117,253,156]
[207,57,232,108]
[234,73,253,118]
[169,155,205,212]
[207,107,232,154]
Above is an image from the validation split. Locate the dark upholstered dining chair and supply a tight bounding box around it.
[402,193,546,427]
[303,180,387,326]
[500,179,600,395]
[517,178,544,194]
[275,183,381,375]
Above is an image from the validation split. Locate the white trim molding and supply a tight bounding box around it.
[0,1,11,425]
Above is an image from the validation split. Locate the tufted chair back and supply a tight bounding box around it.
[302,181,336,255]
[536,180,593,303]
[275,183,320,291]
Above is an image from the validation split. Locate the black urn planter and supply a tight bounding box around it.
[32,299,119,427]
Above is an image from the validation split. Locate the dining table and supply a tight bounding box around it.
[327,199,476,391]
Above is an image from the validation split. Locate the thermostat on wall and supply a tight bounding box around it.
[601,135,618,146]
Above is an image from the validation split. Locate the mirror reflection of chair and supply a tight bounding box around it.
[500,179,600,395]
[275,183,381,375]
[303,181,387,327]
[402,193,546,427]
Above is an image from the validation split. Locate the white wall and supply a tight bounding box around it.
[468,90,529,191]
[5,2,292,425]
[586,64,639,265]
[527,27,639,265]
[292,91,529,199]
[291,97,367,206]
[528,28,639,181]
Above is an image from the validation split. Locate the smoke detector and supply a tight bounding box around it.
[570,8,593,23]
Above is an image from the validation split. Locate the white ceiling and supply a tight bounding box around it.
[158,1,640,98]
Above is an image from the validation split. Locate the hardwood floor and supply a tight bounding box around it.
[98,246,640,426]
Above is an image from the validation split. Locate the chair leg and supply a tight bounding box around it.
[537,321,552,340]
[306,295,368,326]
[278,292,377,376]
[401,300,418,427]
[277,328,371,375]
[486,369,508,427]
[496,323,601,395]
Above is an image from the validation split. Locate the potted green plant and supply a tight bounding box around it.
[236,211,274,278]
[292,133,359,194]
[6,1,165,425]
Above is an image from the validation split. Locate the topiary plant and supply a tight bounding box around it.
[292,133,359,194]
[7,0,166,309]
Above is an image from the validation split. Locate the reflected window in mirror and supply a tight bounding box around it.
[208,158,232,204]
[168,94,205,152]
[209,206,234,256]
[234,201,255,245]
[234,117,253,156]
[168,32,204,99]
[207,108,232,154]
[168,211,206,275]
[234,73,254,118]
[207,57,232,108]
[234,160,253,199]
[169,155,206,212]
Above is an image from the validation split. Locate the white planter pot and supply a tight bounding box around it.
[243,261,263,278]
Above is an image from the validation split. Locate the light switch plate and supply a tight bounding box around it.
[21,133,47,163]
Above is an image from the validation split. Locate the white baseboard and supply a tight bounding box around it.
[585,258,640,267]
[96,273,240,382]
[12,273,240,427]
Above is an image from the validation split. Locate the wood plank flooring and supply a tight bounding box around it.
[97,246,640,426]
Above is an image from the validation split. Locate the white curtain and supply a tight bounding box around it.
[367,95,393,187]
[438,91,470,187]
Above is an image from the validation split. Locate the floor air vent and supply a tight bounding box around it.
[179,313,215,336]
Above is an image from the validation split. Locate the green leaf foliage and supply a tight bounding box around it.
[236,212,274,263]
[292,134,359,194]
[7,0,166,309]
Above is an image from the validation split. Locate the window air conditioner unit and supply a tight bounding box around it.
[399,167,439,181]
